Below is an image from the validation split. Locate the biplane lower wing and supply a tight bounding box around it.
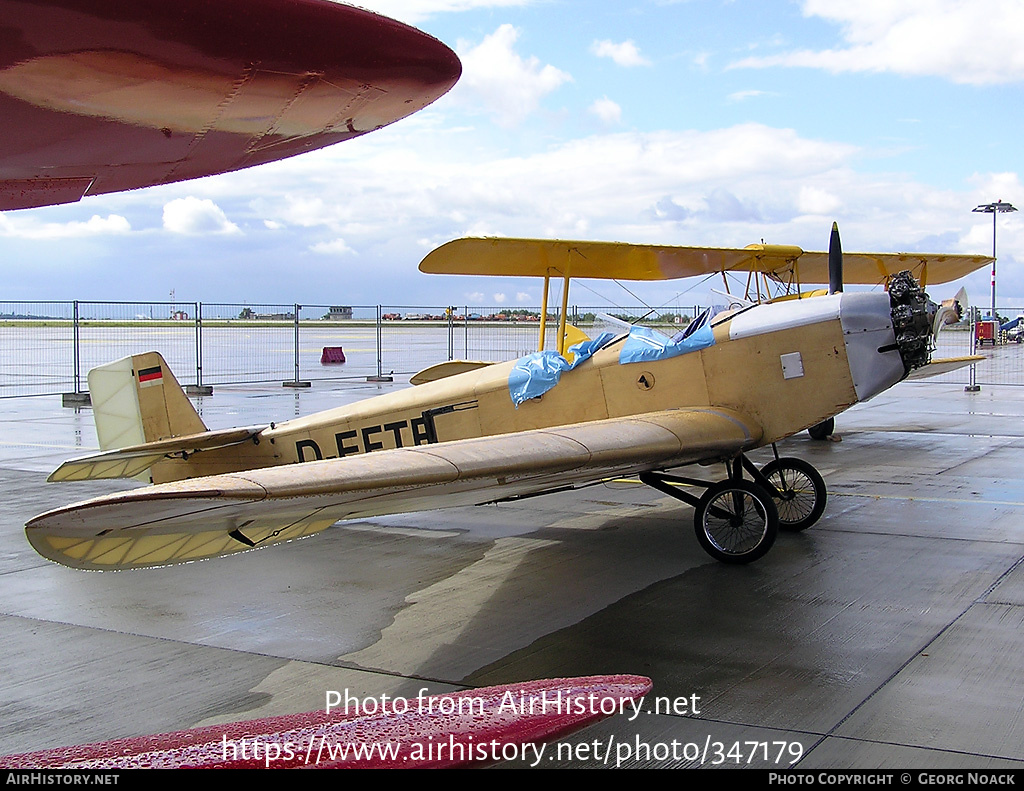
[905,355,984,381]
[26,408,760,570]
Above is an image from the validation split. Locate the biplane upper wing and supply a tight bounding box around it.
[420,237,992,287]
[26,407,760,570]
[0,0,460,210]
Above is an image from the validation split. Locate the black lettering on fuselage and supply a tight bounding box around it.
[383,421,406,448]
[335,430,359,457]
[296,439,322,461]
[411,417,431,446]
[361,425,384,453]
[297,418,435,464]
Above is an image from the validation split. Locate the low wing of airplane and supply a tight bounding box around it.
[0,0,461,210]
[29,407,758,570]
[27,241,963,570]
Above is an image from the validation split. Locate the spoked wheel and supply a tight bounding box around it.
[760,457,827,532]
[694,480,778,564]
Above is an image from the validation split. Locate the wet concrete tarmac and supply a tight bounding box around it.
[1,379,1023,768]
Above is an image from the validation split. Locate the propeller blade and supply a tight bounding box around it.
[933,287,970,337]
[828,221,843,294]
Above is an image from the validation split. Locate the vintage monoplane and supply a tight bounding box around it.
[25,228,990,569]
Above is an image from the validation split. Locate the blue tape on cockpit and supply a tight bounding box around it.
[508,332,616,407]
[618,322,715,364]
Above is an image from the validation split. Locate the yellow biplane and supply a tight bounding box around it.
[421,231,989,354]
[26,229,990,569]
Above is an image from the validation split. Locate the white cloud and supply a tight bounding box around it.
[455,24,572,126]
[727,89,772,103]
[968,171,1023,202]
[266,196,333,229]
[589,96,622,125]
[590,39,652,67]
[493,292,507,303]
[349,1,533,25]
[242,122,861,251]
[0,213,130,239]
[516,292,532,302]
[162,197,240,235]
[310,238,356,256]
[732,0,1024,84]
[111,115,1014,302]
[797,185,843,216]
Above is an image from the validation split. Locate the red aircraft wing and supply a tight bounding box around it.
[0,676,653,768]
[0,0,461,209]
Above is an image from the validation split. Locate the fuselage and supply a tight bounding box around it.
[150,292,908,483]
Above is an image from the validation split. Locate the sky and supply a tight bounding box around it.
[3,0,1022,312]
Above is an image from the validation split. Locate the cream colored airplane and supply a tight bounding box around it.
[26,229,990,570]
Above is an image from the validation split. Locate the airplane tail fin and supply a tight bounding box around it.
[49,353,266,484]
[88,352,206,451]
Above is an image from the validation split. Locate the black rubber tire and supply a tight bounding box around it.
[760,457,827,532]
[807,417,835,440]
[694,480,778,564]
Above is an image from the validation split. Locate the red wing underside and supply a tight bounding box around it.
[0,0,461,210]
[0,676,651,768]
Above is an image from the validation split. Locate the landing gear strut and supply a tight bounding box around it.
[639,446,827,563]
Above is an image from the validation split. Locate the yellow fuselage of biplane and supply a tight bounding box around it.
[149,292,903,485]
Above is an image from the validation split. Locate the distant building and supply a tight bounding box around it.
[326,306,353,320]
[170,310,189,321]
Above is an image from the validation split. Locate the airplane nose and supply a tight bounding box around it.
[839,271,936,402]
[835,272,937,401]
[839,292,905,402]
[887,271,937,370]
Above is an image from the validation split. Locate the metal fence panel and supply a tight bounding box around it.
[197,303,298,385]
[5,299,1024,399]
[0,302,75,397]
[297,305,380,381]
[75,302,197,388]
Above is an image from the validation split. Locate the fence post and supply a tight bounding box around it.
[464,305,468,359]
[282,303,311,388]
[965,305,981,392]
[447,306,454,361]
[62,300,90,406]
[367,304,393,382]
[186,301,213,396]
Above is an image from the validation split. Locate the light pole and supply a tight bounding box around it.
[972,199,1017,321]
